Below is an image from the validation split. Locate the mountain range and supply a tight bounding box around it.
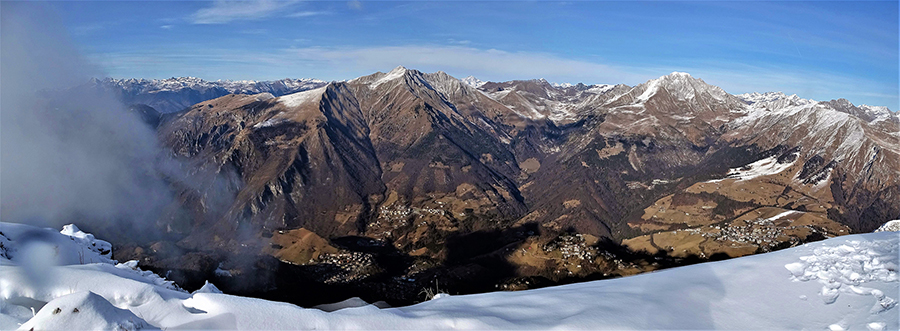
[82,77,327,113]
[93,66,898,305]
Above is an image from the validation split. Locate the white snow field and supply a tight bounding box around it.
[1,221,896,330]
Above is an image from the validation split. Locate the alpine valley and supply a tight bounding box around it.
[83,67,899,306]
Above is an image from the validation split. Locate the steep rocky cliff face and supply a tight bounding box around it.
[136,67,897,305]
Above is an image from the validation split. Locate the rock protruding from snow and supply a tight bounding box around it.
[313,297,391,312]
[875,220,900,232]
[17,291,152,331]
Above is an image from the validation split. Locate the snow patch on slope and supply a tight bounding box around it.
[636,78,660,103]
[278,86,326,108]
[372,66,408,89]
[253,115,289,129]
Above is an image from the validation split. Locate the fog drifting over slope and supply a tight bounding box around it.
[0,2,173,234]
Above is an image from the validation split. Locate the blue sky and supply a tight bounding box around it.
[46,1,899,110]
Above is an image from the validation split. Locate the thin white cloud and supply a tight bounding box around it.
[287,11,328,18]
[191,0,300,24]
[447,39,471,45]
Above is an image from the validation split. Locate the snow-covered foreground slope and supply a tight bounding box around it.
[1,222,896,330]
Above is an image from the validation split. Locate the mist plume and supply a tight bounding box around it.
[1,2,174,236]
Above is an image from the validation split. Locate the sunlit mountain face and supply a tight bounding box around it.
[79,67,893,306]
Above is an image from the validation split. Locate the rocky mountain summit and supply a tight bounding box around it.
[108,67,898,306]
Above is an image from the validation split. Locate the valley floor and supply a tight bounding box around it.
[0,221,897,330]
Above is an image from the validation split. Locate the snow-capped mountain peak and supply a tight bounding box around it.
[461,76,486,88]
[372,69,406,87]
[610,71,736,106]
[666,71,692,78]
[653,72,723,100]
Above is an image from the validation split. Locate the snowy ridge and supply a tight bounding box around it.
[91,77,326,95]
[96,76,326,95]
[739,92,896,126]
[857,104,895,124]
[278,86,327,108]
[586,84,615,94]
[2,221,897,330]
[728,96,891,181]
[371,66,409,89]
[85,76,328,113]
[480,78,622,124]
[635,78,660,103]
[0,223,114,266]
[738,91,816,110]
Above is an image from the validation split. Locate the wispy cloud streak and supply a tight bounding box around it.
[191,0,301,24]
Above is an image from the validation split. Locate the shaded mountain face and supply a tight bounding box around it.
[140,67,897,305]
